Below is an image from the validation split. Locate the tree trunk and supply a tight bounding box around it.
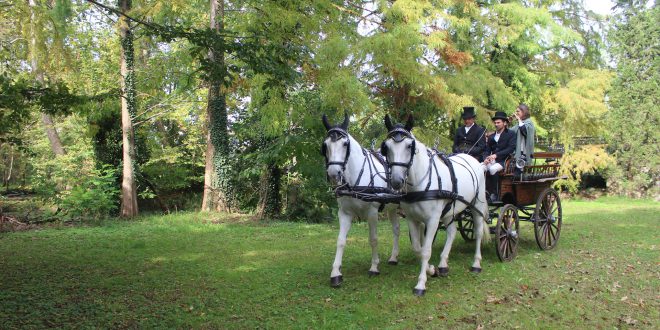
[201,0,231,212]
[40,113,66,156]
[118,0,138,217]
[4,148,13,192]
[29,0,65,157]
[256,163,281,220]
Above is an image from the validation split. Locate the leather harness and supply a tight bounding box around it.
[322,127,484,219]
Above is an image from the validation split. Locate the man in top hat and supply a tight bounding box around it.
[453,106,486,162]
[483,111,516,201]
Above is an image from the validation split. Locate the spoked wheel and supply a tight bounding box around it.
[457,210,475,242]
[534,188,562,250]
[495,204,519,262]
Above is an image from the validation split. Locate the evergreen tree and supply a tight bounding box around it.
[607,1,659,196]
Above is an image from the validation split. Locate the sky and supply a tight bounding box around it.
[584,0,615,16]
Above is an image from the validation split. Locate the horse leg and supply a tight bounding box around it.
[386,207,400,265]
[413,217,440,296]
[367,209,381,276]
[470,203,489,273]
[331,209,353,287]
[407,220,423,256]
[437,219,458,277]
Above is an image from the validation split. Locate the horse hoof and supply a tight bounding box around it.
[431,266,440,277]
[470,267,482,274]
[438,267,449,277]
[330,275,343,288]
[368,271,380,277]
[412,288,426,296]
[388,260,398,265]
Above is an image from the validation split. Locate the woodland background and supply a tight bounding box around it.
[1,0,658,222]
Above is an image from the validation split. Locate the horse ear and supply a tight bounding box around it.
[322,114,331,130]
[384,114,393,131]
[405,114,414,131]
[341,112,349,130]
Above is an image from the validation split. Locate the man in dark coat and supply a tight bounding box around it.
[483,111,516,201]
[453,106,486,162]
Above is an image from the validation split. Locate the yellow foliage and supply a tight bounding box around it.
[551,69,613,145]
[556,145,614,193]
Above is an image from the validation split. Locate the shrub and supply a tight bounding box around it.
[57,165,119,219]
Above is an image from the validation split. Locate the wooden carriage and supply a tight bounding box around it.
[457,152,566,262]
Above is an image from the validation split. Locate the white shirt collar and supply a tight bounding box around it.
[494,129,504,142]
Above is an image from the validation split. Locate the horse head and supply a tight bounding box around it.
[321,113,351,185]
[381,114,415,190]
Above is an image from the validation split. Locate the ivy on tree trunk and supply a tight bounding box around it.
[202,0,233,212]
[119,0,138,217]
[256,162,281,220]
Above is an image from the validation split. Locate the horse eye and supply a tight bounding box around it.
[343,141,348,146]
[407,143,413,149]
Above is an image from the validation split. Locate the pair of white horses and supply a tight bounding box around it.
[321,114,489,296]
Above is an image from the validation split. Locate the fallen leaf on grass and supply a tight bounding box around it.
[486,295,502,304]
[619,315,637,326]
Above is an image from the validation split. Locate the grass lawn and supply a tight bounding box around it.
[1,197,658,329]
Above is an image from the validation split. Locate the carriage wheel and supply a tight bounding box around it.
[534,188,562,250]
[457,211,475,242]
[495,204,519,262]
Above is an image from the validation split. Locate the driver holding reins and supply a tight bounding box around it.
[452,106,486,162]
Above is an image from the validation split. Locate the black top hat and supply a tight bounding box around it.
[491,111,509,122]
[461,106,476,119]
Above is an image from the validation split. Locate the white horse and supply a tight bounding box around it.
[321,114,401,287]
[380,115,489,296]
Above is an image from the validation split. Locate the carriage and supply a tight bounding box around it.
[455,152,566,262]
[321,114,566,294]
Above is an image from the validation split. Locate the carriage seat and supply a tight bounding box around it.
[511,152,562,182]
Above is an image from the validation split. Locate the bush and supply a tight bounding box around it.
[57,165,119,219]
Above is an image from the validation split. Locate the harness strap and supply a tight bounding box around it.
[401,190,484,219]
[351,149,368,189]
[436,152,458,221]
[335,187,403,203]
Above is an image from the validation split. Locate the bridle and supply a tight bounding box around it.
[321,127,387,190]
[321,127,351,172]
[381,127,416,182]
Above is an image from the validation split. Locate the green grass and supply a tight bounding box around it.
[1,197,658,329]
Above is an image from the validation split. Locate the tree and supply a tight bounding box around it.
[201,0,231,212]
[27,0,67,156]
[118,0,139,217]
[607,1,659,197]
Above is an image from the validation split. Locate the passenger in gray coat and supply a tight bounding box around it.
[509,103,535,171]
